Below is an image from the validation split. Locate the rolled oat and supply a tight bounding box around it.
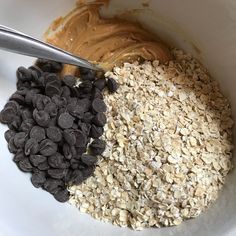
[69,49,234,230]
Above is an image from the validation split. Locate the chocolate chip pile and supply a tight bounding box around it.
[0,59,118,202]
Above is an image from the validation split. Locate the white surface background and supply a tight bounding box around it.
[0,0,236,236]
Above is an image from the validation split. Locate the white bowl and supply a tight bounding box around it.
[0,0,235,236]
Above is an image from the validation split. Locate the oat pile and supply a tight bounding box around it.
[69,49,234,230]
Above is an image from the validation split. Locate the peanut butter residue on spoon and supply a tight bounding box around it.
[45,1,172,75]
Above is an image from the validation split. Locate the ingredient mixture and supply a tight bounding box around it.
[69,49,233,229]
[0,60,117,202]
[0,0,234,231]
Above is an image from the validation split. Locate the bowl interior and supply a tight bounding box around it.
[0,1,235,236]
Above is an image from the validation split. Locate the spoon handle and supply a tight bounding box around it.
[0,25,100,71]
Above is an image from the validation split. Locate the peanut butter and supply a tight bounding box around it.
[45,2,172,75]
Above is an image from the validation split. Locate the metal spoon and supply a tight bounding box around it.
[0,25,100,71]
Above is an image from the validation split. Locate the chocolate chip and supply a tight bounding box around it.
[63,75,76,87]
[16,88,28,96]
[70,87,80,97]
[29,70,39,82]
[58,107,67,116]
[30,126,46,142]
[14,132,27,148]
[29,154,47,166]
[74,130,87,147]
[28,65,43,78]
[79,81,93,93]
[92,112,106,127]
[17,80,31,89]
[20,119,35,132]
[52,95,67,108]
[45,84,61,97]
[21,109,33,120]
[62,143,76,160]
[35,94,51,110]
[25,138,39,155]
[70,145,77,158]
[81,154,98,166]
[9,93,25,105]
[61,86,71,98]
[35,58,47,66]
[46,82,61,95]
[79,67,91,75]
[45,73,60,85]
[30,70,39,81]
[67,104,84,118]
[43,178,64,194]
[44,102,58,117]
[82,112,94,123]
[48,152,67,168]
[78,122,91,136]
[36,59,51,72]
[69,159,80,170]
[48,168,67,179]
[69,169,84,185]
[91,98,106,113]
[94,78,106,91]
[9,116,22,131]
[107,77,119,93]
[0,107,16,124]
[37,76,46,87]
[33,109,50,127]
[72,123,78,129]
[49,61,63,73]
[63,129,76,146]
[46,126,62,142]
[25,91,35,105]
[67,97,77,106]
[37,161,50,171]
[31,93,39,107]
[18,158,33,172]
[79,68,96,81]
[36,60,62,73]
[31,170,46,188]
[8,138,18,153]
[16,66,32,82]
[39,139,57,156]
[58,112,74,129]
[5,101,19,111]
[89,125,104,138]
[53,188,69,202]
[48,117,57,127]
[13,149,26,163]
[91,87,103,99]
[89,139,106,155]
[77,98,91,113]
[76,147,87,156]
[46,79,61,89]
[4,130,16,142]
[82,165,95,179]
[31,88,41,94]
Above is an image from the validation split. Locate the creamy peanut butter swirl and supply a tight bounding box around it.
[45,2,172,74]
